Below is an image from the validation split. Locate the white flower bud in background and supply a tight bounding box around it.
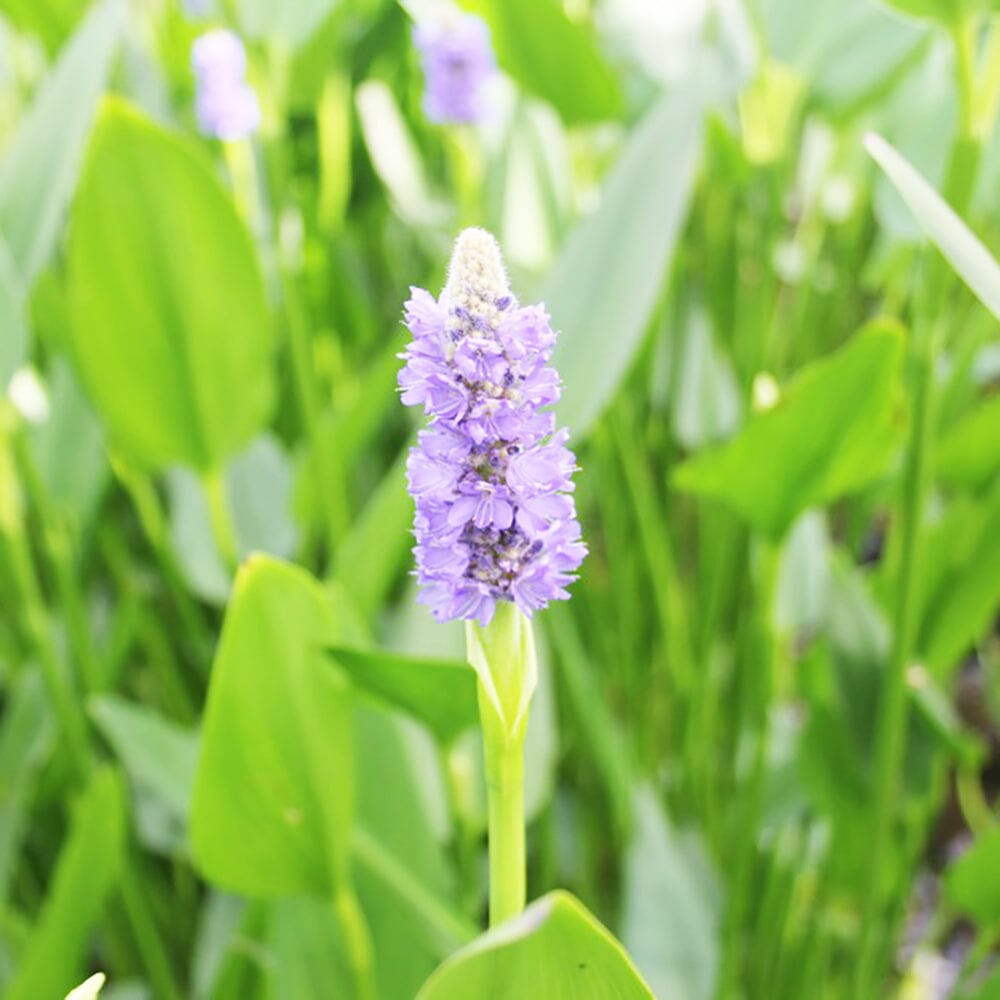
[821,174,857,224]
[8,366,50,425]
[772,239,807,285]
[752,372,780,412]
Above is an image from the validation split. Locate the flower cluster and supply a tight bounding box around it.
[191,29,260,141]
[400,228,586,625]
[413,13,496,125]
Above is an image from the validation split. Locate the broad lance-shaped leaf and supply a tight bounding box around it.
[866,133,1000,323]
[674,322,904,540]
[191,555,354,897]
[460,0,621,125]
[0,0,123,288]
[417,890,653,999]
[547,81,705,438]
[6,768,125,1000]
[327,647,479,746]
[67,99,274,473]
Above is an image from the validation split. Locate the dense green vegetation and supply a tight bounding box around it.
[2,0,1000,996]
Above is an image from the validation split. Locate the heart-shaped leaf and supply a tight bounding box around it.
[417,890,653,999]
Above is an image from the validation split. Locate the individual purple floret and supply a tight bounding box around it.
[413,14,496,125]
[399,228,586,626]
[191,29,260,141]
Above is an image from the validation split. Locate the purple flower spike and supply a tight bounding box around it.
[191,30,260,141]
[399,228,586,626]
[413,14,496,125]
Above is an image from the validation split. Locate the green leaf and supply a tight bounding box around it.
[90,695,198,827]
[879,0,1000,24]
[918,490,1000,675]
[0,0,123,287]
[547,84,706,438]
[169,435,298,604]
[238,0,337,47]
[0,239,26,386]
[6,768,125,1000]
[328,647,478,746]
[945,827,1000,926]
[67,99,274,473]
[776,512,832,633]
[672,306,742,450]
[461,0,621,125]
[762,0,925,115]
[0,0,91,53]
[417,890,653,999]
[866,133,1000,323]
[937,393,1000,490]
[622,790,720,1000]
[190,555,354,898]
[355,81,450,229]
[353,703,471,997]
[674,323,904,540]
[30,360,107,528]
[266,897,354,997]
[332,445,413,620]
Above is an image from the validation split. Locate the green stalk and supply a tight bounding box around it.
[1,423,183,998]
[719,537,781,999]
[483,725,526,924]
[4,528,93,778]
[333,884,377,1000]
[119,860,183,1000]
[11,429,103,693]
[466,602,536,926]
[855,15,984,992]
[280,266,350,560]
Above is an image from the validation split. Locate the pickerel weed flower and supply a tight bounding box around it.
[400,228,586,625]
[413,14,496,125]
[191,30,260,141]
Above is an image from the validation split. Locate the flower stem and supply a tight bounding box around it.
[466,602,536,927]
[483,721,526,925]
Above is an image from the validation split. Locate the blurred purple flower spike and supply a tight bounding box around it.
[191,29,260,140]
[413,13,496,125]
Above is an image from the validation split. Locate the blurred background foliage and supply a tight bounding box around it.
[1,0,1000,996]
